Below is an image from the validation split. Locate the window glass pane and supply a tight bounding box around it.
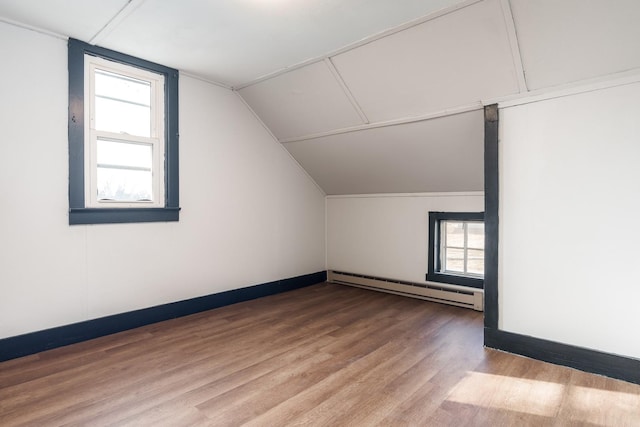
[95,97,151,137]
[442,219,485,277]
[444,221,465,247]
[97,139,152,169]
[444,247,465,273]
[95,69,151,107]
[96,139,153,202]
[467,222,485,249]
[467,249,485,275]
[94,69,151,137]
[97,167,152,202]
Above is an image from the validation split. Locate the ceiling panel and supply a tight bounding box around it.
[510,0,640,90]
[331,0,519,123]
[92,0,469,86]
[283,110,484,195]
[0,0,128,41]
[238,61,365,141]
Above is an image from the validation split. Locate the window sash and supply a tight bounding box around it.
[440,220,484,278]
[84,55,165,208]
[90,133,162,205]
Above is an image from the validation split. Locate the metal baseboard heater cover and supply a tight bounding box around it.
[328,271,483,311]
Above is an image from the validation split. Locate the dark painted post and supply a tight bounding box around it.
[483,104,499,332]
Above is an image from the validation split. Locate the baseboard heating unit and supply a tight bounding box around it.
[328,271,483,311]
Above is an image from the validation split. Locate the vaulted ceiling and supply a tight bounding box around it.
[2,0,639,195]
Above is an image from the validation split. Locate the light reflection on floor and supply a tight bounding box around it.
[566,385,640,425]
[446,371,640,424]
[447,372,564,417]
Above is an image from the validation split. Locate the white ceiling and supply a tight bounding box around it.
[1,0,639,195]
[510,0,640,90]
[239,60,365,141]
[284,109,484,195]
[330,0,519,123]
[0,0,469,87]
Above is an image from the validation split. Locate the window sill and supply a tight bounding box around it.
[425,272,484,289]
[69,207,180,225]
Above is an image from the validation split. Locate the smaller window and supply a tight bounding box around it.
[427,212,484,289]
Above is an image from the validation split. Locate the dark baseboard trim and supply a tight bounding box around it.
[0,271,327,362]
[485,327,640,385]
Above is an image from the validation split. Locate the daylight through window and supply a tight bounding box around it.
[427,212,485,289]
[68,38,180,225]
[441,220,485,277]
[86,56,164,207]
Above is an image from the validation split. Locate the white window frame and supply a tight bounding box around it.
[440,220,484,278]
[84,55,165,208]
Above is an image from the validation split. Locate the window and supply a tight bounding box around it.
[427,212,484,288]
[88,57,164,207]
[68,39,179,224]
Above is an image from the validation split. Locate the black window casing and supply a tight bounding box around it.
[426,211,485,289]
[68,38,180,225]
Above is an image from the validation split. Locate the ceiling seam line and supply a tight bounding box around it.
[326,191,484,199]
[280,103,483,144]
[234,92,327,197]
[0,16,67,40]
[323,58,370,124]
[492,70,640,109]
[232,0,484,90]
[182,71,232,90]
[499,0,528,93]
[89,0,148,45]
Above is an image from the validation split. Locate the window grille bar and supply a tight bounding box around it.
[97,164,151,172]
[95,69,151,86]
[95,94,150,108]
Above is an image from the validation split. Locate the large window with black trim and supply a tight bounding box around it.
[427,212,484,289]
[68,38,179,225]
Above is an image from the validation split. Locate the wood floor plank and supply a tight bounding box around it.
[1,282,639,426]
[9,324,340,426]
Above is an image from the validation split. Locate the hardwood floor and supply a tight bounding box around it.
[1,282,639,426]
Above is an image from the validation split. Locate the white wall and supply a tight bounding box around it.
[499,82,640,359]
[326,193,484,284]
[0,22,325,339]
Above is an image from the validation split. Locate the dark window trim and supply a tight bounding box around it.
[68,38,180,225]
[426,211,485,289]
